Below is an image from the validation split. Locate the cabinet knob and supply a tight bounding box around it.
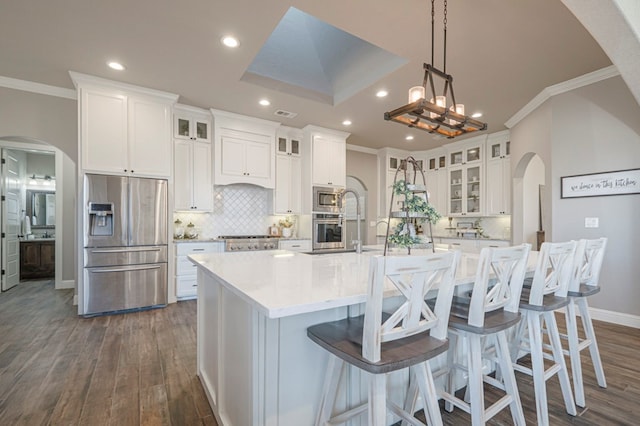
[124,169,127,172]
[131,170,134,173]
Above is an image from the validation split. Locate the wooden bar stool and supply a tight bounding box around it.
[511,241,578,426]
[307,251,460,426]
[410,244,531,426]
[563,237,607,407]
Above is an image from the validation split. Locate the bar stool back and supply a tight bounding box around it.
[419,244,531,426]
[511,240,578,425]
[564,237,607,407]
[307,251,460,426]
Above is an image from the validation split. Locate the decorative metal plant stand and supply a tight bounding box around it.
[384,156,437,256]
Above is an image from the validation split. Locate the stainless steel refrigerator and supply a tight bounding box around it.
[82,174,168,315]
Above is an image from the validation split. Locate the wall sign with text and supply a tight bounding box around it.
[561,168,640,199]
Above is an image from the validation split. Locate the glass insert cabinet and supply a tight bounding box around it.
[449,165,482,216]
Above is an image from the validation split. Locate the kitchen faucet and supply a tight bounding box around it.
[340,188,362,254]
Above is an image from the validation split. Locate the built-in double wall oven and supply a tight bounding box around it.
[312,214,345,251]
[312,186,346,251]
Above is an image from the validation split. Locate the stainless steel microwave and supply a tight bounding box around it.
[313,186,343,214]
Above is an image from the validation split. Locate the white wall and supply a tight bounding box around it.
[512,75,640,317]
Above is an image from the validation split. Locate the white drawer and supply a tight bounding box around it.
[278,239,311,252]
[176,242,223,256]
[176,255,199,276]
[176,276,197,298]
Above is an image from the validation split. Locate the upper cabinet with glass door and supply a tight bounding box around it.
[447,134,486,167]
[174,104,211,143]
[277,126,302,157]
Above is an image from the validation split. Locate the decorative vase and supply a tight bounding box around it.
[282,227,292,238]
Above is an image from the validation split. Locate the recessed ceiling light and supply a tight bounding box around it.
[376,90,388,98]
[405,135,414,141]
[221,36,239,48]
[259,99,270,106]
[107,61,125,71]
[471,112,483,118]
[342,120,352,126]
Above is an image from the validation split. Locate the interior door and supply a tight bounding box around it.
[2,149,21,291]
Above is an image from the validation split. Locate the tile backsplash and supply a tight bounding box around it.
[173,184,295,238]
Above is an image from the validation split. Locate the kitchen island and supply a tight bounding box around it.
[189,248,536,426]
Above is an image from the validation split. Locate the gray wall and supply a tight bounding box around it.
[0,87,77,162]
[0,87,77,284]
[512,76,640,316]
[346,149,379,244]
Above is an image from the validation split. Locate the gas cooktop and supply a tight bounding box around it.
[218,235,275,240]
[218,235,278,251]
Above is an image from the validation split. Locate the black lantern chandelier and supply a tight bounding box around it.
[384,0,487,139]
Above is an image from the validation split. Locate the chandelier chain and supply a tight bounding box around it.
[443,0,448,73]
[430,0,435,67]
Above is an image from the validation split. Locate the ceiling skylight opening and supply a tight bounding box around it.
[107,61,125,71]
[259,99,270,106]
[342,120,352,126]
[221,36,240,48]
[376,90,388,98]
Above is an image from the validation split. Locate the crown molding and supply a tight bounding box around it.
[505,65,620,128]
[346,143,378,155]
[0,75,76,100]
[69,71,179,102]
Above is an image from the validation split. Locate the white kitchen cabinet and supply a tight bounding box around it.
[424,148,447,215]
[278,239,311,252]
[448,163,483,216]
[174,104,211,143]
[446,135,486,217]
[128,96,173,177]
[376,148,411,216]
[219,134,272,183]
[212,109,279,188]
[485,131,511,215]
[312,134,346,187]
[447,135,485,167]
[275,154,302,214]
[175,241,223,299]
[72,72,177,177]
[277,127,302,157]
[174,140,213,211]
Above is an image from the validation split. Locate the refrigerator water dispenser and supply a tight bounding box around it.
[88,202,114,236]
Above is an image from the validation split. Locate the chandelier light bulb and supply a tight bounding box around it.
[449,103,465,125]
[429,95,446,119]
[408,86,425,103]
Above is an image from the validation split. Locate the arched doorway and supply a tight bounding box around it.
[345,176,367,250]
[0,136,74,295]
[512,153,546,247]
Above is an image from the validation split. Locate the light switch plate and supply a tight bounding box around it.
[585,217,599,228]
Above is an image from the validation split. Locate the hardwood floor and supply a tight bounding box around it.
[1,280,638,425]
[0,280,216,425]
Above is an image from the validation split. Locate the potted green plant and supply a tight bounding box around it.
[387,180,441,250]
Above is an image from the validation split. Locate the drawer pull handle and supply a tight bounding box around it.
[192,249,205,251]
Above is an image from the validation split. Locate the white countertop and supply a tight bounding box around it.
[189,246,537,319]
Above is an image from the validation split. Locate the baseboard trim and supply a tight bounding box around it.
[56,279,75,290]
[589,307,640,329]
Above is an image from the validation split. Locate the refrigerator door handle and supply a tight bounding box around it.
[90,265,162,273]
[90,247,162,254]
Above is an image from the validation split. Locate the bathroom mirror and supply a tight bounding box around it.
[26,190,55,228]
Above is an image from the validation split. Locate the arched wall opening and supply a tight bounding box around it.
[0,136,76,294]
[512,152,545,248]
